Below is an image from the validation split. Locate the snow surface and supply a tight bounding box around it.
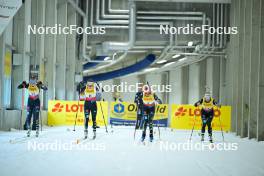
[0,126,264,176]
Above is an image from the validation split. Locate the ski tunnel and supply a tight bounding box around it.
[0,0,264,176]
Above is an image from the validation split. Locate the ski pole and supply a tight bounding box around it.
[134,105,141,140]
[73,93,80,131]
[20,86,25,130]
[157,118,161,140]
[189,107,198,141]
[133,123,137,140]
[133,116,137,140]
[99,101,108,133]
[40,109,42,132]
[218,106,225,142]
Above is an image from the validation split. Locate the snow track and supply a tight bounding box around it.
[0,126,264,176]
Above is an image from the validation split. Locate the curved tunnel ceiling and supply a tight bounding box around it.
[83,54,156,82]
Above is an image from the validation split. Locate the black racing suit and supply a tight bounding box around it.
[79,82,101,132]
[18,81,47,131]
[194,98,218,136]
[134,91,143,129]
[137,92,162,139]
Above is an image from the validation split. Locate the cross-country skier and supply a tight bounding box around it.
[17,74,47,137]
[78,80,102,139]
[134,86,143,130]
[194,92,220,143]
[137,84,162,142]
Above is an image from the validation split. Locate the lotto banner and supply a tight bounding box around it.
[170,104,231,131]
[110,102,169,127]
[48,100,108,126]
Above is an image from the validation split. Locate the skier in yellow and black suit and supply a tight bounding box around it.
[17,75,47,137]
[138,85,162,142]
[79,81,101,139]
[194,93,220,142]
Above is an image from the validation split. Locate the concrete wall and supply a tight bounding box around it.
[167,58,222,105]
[225,0,264,141]
[0,0,80,130]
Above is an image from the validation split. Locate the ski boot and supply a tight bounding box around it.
[84,129,88,139]
[141,134,146,142]
[92,131,96,140]
[27,129,31,137]
[36,129,39,137]
[149,135,154,142]
[209,134,213,143]
[201,133,205,142]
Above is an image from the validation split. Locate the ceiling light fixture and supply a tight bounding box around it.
[172,54,180,59]
[178,57,187,62]
[157,59,167,64]
[187,41,194,46]
[164,62,175,67]
[104,56,111,61]
[144,67,158,72]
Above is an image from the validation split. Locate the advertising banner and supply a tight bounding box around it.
[170,104,231,131]
[48,100,108,126]
[110,102,169,127]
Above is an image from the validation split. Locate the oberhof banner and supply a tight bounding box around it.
[110,102,169,127]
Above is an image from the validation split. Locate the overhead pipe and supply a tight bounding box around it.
[89,0,220,54]
[202,13,206,47]
[207,17,212,48]
[85,21,174,74]
[93,0,210,50]
[95,0,205,27]
[67,0,111,63]
[91,0,209,53]
[134,0,231,3]
[223,4,227,47]
[216,3,220,46]
[78,0,223,78]
[212,3,215,47]
[220,3,224,48]
[101,0,129,19]
[67,0,85,16]
[96,0,205,25]
[102,0,204,19]
[86,0,221,73]
[108,0,129,14]
[96,0,128,24]
[153,22,174,64]
[87,1,176,74]
[101,0,136,51]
